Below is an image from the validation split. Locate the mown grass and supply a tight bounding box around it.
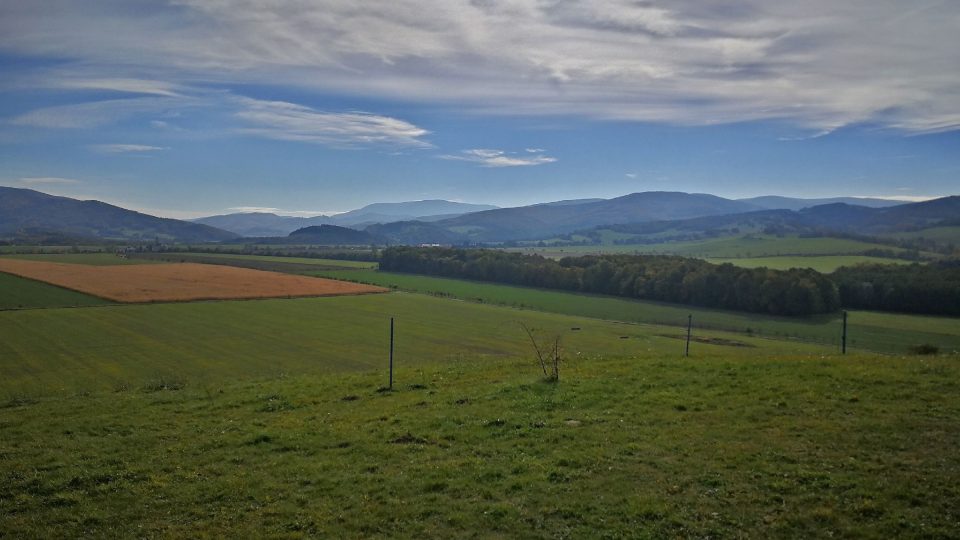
[706,255,913,273]
[152,252,377,269]
[512,234,918,259]
[312,270,960,354]
[0,272,111,310]
[3,253,165,265]
[0,292,824,397]
[2,353,957,537]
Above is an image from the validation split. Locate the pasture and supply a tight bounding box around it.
[0,272,111,310]
[2,252,165,265]
[312,269,960,355]
[706,255,913,272]
[0,259,385,303]
[512,234,919,259]
[2,352,958,537]
[0,292,828,397]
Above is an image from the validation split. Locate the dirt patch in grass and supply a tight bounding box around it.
[0,259,387,303]
[657,333,756,348]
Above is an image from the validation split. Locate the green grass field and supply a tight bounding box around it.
[2,352,958,537]
[311,270,960,355]
[3,253,166,265]
[0,272,112,310]
[0,292,828,397]
[706,255,914,272]
[512,234,918,259]
[146,252,377,269]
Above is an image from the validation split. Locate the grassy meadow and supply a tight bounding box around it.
[2,250,959,537]
[512,234,922,260]
[0,291,828,397]
[311,269,960,355]
[705,255,913,273]
[2,252,166,265]
[2,352,958,537]
[0,273,112,310]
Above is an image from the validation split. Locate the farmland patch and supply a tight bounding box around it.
[0,259,386,303]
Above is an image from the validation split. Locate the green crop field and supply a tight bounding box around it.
[3,253,166,265]
[0,272,112,310]
[147,252,377,268]
[0,292,826,397]
[2,352,958,537]
[2,251,959,537]
[312,270,960,355]
[511,234,917,259]
[706,255,914,272]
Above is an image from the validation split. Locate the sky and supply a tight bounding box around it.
[0,1,958,219]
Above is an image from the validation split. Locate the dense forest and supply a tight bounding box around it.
[381,247,841,316]
[833,261,960,316]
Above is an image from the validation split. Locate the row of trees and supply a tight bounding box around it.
[833,261,960,316]
[380,247,841,316]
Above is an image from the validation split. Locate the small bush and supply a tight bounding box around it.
[910,344,939,355]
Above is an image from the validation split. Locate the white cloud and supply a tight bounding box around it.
[10,97,185,129]
[55,78,181,97]
[625,173,637,179]
[90,144,167,153]
[233,97,431,148]
[16,176,82,185]
[2,1,959,133]
[441,148,557,167]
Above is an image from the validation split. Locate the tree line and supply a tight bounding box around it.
[380,247,841,316]
[833,261,960,316]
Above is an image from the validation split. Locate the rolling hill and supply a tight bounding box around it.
[739,195,907,211]
[0,187,238,243]
[430,192,759,241]
[194,200,498,236]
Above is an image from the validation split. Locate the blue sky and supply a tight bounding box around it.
[1,1,958,218]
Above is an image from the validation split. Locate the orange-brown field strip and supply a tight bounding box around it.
[0,259,388,303]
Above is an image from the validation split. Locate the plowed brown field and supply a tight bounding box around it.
[0,259,387,302]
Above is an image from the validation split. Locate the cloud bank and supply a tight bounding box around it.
[2,1,958,133]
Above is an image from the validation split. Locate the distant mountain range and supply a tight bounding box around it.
[738,196,906,211]
[193,200,498,236]
[0,187,237,243]
[2,186,954,246]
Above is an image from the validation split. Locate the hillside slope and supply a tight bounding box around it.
[0,187,237,243]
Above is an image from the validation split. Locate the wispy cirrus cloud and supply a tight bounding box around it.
[440,148,557,167]
[10,97,186,129]
[3,1,958,133]
[90,144,167,153]
[55,78,182,97]
[233,97,431,148]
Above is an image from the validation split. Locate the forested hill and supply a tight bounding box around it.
[380,246,840,316]
[0,186,237,243]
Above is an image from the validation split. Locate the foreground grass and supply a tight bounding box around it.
[313,270,960,355]
[2,353,958,537]
[0,292,823,397]
[0,272,111,310]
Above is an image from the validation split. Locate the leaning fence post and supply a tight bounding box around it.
[685,314,692,357]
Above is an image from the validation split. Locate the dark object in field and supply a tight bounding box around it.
[341,395,360,401]
[657,334,755,348]
[910,344,940,355]
[570,327,581,331]
[390,433,430,445]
